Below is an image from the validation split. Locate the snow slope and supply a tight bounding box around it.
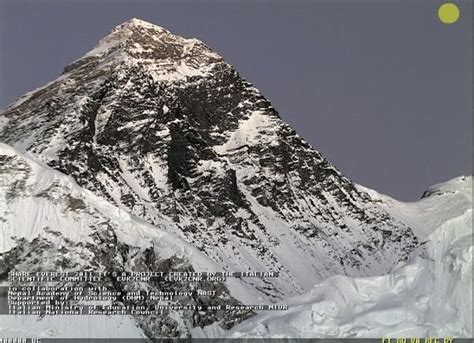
[0,143,260,338]
[228,176,473,338]
[357,176,472,239]
[0,145,470,339]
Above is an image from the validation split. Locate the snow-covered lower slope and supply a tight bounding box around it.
[0,143,260,338]
[0,142,470,338]
[0,142,227,272]
[227,176,473,338]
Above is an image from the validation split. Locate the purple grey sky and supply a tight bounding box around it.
[0,0,472,200]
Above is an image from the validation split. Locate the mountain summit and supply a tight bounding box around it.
[0,18,418,329]
[67,17,222,82]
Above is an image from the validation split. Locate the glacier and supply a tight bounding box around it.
[228,176,473,338]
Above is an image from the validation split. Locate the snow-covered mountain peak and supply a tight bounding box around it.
[119,17,167,31]
[76,18,223,78]
[422,175,472,200]
[356,175,472,240]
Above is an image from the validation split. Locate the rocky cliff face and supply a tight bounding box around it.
[0,18,417,308]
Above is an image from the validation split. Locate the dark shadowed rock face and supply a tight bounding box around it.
[0,18,417,300]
